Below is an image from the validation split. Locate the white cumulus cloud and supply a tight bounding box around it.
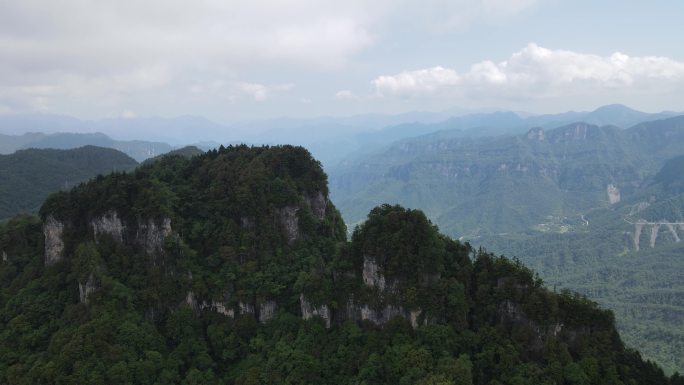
[335,90,356,99]
[373,43,684,99]
[239,83,293,102]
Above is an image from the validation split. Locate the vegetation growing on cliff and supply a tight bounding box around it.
[0,145,681,385]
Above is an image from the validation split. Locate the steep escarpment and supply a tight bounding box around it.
[0,145,678,385]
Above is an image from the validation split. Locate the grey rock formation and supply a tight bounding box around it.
[258,301,277,323]
[307,191,327,220]
[276,206,300,244]
[498,300,571,351]
[409,309,423,329]
[136,217,173,254]
[91,211,125,243]
[526,127,545,141]
[360,304,407,325]
[300,294,331,328]
[362,257,386,291]
[207,300,234,317]
[239,302,254,315]
[44,215,65,266]
[79,272,97,303]
[607,184,621,204]
[185,291,199,311]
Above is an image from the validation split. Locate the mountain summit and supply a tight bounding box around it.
[0,145,678,384]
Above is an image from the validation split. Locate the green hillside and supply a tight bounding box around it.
[329,116,684,373]
[0,145,678,384]
[0,146,138,221]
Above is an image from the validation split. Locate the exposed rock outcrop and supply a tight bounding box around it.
[258,301,277,323]
[91,211,125,243]
[276,206,300,244]
[300,294,331,328]
[207,300,234,317]
[607,184,621,204]
[185,293,236,317]
[136,217,173,255]
[526,127,545,141]
[1,251,7,262]
[239,302,254,315]
[185,291,199,310]
[307,191,327,220]
[360,304,408,325]
[79,272,97,303]
[44,215,65,266]
[498,300,570,351]
[362,257,386,291]
[410,309,423,329]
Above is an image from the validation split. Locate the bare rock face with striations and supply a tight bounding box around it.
[91,211,125,243]
[276,206,300,244]
[362,257,386,291]
[78,272,97,303]
[498,300,570,352]
[258,301,277,323]
[307,191,328,220]
[300,294,331,328]
[44,215,65,266]
[136,217,173,255]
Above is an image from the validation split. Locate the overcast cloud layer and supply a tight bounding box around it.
[0,0,682,120]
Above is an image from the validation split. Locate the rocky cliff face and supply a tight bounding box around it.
[43,215,65,265]
[79,272,97,303]
[299,294,331,328]
[306,191,328,220]
[276,206,300,244]
[91,211,125,243]
[607,184,621,204]
[42,211,174,267]
[135,217,173,255]
[497,300,565,351]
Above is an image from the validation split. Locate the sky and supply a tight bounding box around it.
[1,0,683,123]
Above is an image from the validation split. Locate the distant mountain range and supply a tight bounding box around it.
[0,132,172,162]
[1,104,680,168]
[329,114,684,373]
[331,115,684,234]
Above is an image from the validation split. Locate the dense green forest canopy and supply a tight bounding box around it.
[0,145,681,385]
[0,146,138,221]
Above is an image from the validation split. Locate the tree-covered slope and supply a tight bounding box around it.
[0,146,138,221]
[479,156,684,375]
[0,145,679,384]
[329,116,684,374]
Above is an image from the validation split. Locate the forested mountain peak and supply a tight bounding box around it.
[0,145,679,384]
